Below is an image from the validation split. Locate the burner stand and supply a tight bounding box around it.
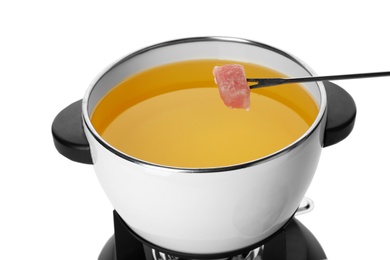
[98,211,326,260]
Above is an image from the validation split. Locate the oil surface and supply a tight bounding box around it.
[91,59,319,168]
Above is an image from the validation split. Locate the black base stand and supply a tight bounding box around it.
[98,211,326,260]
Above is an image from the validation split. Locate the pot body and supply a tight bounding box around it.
[82,37,327,254]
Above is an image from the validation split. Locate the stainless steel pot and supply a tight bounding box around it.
[52,37,356,255]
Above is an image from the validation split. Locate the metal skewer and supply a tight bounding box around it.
[247,71,390,89]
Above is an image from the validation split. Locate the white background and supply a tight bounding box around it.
[1,1,389,259]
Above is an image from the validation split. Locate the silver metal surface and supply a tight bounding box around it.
[151,246,264,260]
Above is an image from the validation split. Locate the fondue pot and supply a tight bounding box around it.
[52,37,356,255]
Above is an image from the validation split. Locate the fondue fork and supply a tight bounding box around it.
[247,71,390,89]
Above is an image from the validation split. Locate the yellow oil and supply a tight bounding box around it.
[91,59,319,168]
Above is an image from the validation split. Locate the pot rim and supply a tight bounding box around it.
[82,36,327,173]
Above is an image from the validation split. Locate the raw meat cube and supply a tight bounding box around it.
[213,64,250,110]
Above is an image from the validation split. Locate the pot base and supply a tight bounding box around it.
[98,211,326,260]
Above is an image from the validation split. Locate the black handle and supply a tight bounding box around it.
[323,81,356,147]
[52,99,93,164]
